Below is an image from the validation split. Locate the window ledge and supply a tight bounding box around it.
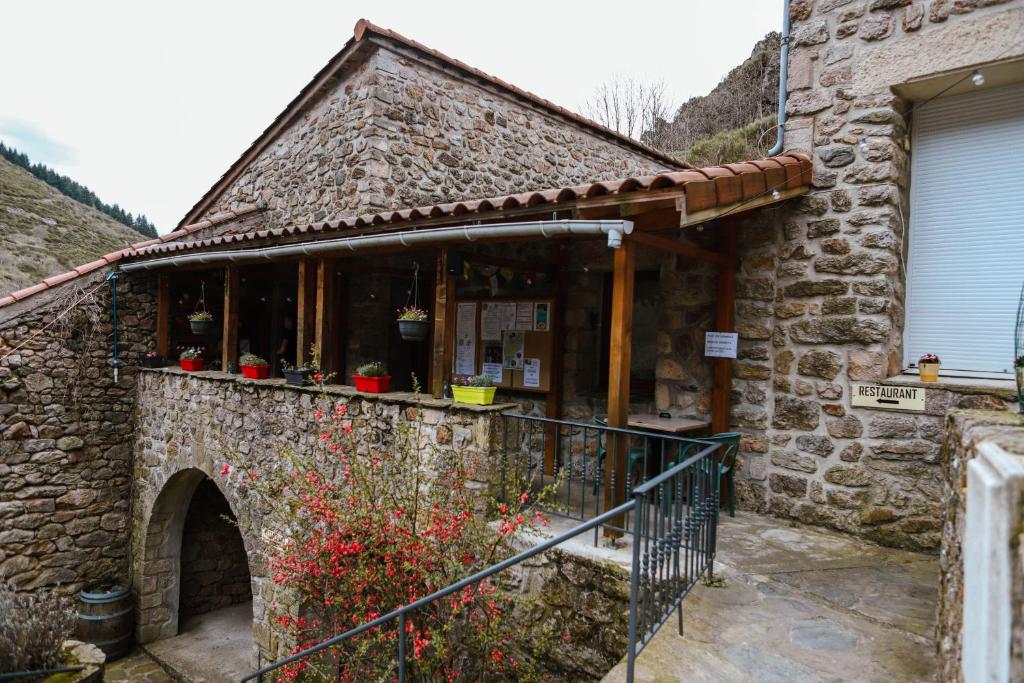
[141,366,517,413]
[881,374,1019,401]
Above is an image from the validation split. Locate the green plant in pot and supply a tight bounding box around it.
[240,353,269,380]
[189,310,216,335]
[179,347,204,372]
[397,305,430,342]
[353,361,391,393]
[1016,355,1024,412]
[451,374,497,405]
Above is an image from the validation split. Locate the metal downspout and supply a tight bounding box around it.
[767,0,792,156]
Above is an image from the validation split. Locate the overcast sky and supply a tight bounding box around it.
[0,1,779,233]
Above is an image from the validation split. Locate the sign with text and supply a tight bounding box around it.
[852,383,926,412]
[704,332,738,359]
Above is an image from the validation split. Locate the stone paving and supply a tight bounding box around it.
[104,648,172,683]
[602,511,938,682]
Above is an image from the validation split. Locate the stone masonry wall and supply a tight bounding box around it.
[196,44,669,234]
[0,270,155,593]
[723,0,1024,551]
[131,368,505,660]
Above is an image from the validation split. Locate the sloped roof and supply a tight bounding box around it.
[176,18,688,229]
[132,154,810,259]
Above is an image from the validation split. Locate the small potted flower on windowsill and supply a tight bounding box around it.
[397,306,429,342]
[353,361,391,393]
[179,347,204,372]
[189,311,216,335]
[918,353,941,382]
[240,353,269,379]
[1015,356,1023,409]
[451,374,497,405]
[143,351,163,368]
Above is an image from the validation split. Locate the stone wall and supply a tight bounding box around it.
[0,270,154,593]
[936,409,1024,683]
[194,44,669,235]
[130,368,506,660]
[725,0,1024,550]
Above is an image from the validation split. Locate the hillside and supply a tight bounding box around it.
[648,32,781,165]
[0,156,145,296]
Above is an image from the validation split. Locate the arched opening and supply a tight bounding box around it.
[138,468,256,679]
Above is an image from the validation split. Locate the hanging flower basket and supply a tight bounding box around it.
[189,312,216,336]
[397,306,429,342]
[240,353,269,380]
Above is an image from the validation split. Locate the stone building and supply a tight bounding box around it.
[1,6,1023,678]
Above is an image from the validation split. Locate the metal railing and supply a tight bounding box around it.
[243,418,721,682]
[499,412,710,541]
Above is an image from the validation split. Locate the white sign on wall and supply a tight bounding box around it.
[851,383,926,412]
[704,332,738,359]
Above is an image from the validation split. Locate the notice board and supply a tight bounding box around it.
[453,298,554,393]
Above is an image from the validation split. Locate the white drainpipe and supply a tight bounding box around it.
[119,219,633,272]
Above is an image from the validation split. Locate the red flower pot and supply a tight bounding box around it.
[241,364,269,379]
[353,374,392,393]
[180,358,204,372]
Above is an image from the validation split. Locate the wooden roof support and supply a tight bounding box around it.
[712,218,738,436]
[430,249,457,398]
[156,274,170,360]
[315,257,339,376]
[628,230,723,265]
[222,266,240,372]
[296,259,316,366]
[604,240,635,538]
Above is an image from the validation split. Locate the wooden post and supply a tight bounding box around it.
[430,249,457,398]
[604,240,635,536]
[711,218,738,435]
[156,273,170,360]
[544,249,569,476]
[315,257,337,376]
[222,266,240,372]
[296,259,316,366]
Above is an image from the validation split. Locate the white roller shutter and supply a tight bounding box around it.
[905,82,1024,376]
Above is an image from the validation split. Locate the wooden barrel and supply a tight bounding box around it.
[76,584,134,661]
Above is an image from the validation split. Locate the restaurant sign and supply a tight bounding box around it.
[851,383,926,412]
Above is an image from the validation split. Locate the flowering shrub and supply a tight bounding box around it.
[453,374,493,388]
[0,579,76,672]
[179,347,202,360]
[188,311,214,322]
[240,353,268,367]
[223,391,553,681]
[354,361,387,377]
[918,353,940,365]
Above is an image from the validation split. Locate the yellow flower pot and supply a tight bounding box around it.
[451,385,496,405]
[919,363,940,382]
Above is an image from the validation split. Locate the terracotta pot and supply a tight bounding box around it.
[918,362,939,382]
[353,374,392,393]
[180,358,204,372]
[241,364,269,379]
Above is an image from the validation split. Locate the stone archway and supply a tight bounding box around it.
[136,468,255,644]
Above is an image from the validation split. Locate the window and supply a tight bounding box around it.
[905,82,1024,377]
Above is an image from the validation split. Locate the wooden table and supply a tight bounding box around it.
[627,413,710,435]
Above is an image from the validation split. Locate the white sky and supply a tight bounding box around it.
[0,1,779,233]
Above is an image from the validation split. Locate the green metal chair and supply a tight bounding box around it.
[593,414,651,496]
[703,432,741,519]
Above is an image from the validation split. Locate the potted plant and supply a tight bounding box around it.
[353,361,391,393]
[451,374,497,405]
[240,353,269,379]
[189,311,216,335]
[918,353,940,382]
[1015,356,1023,410]
[282,361,313,386]
[397,306,430,342]
[179,347,204,372]
[142,351,163,368]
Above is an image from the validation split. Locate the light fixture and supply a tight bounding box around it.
[859,137,870,154]
[971,69,985,87]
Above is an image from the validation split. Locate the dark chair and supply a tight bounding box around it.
[703,432,741,519]
[593,414,651,496]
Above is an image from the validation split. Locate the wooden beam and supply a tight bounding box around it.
[430,249,457,398]
[222,266,240,372]
[156,273,170,360]
[629,230,723,265]
[315,257,337,376]
[543,248,569,476]
[604,240,635,537]
[296,259,316,365]
[678,186,806,229]
[712,218,739,436]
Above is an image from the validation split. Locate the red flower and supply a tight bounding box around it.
[220,463,230,477]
